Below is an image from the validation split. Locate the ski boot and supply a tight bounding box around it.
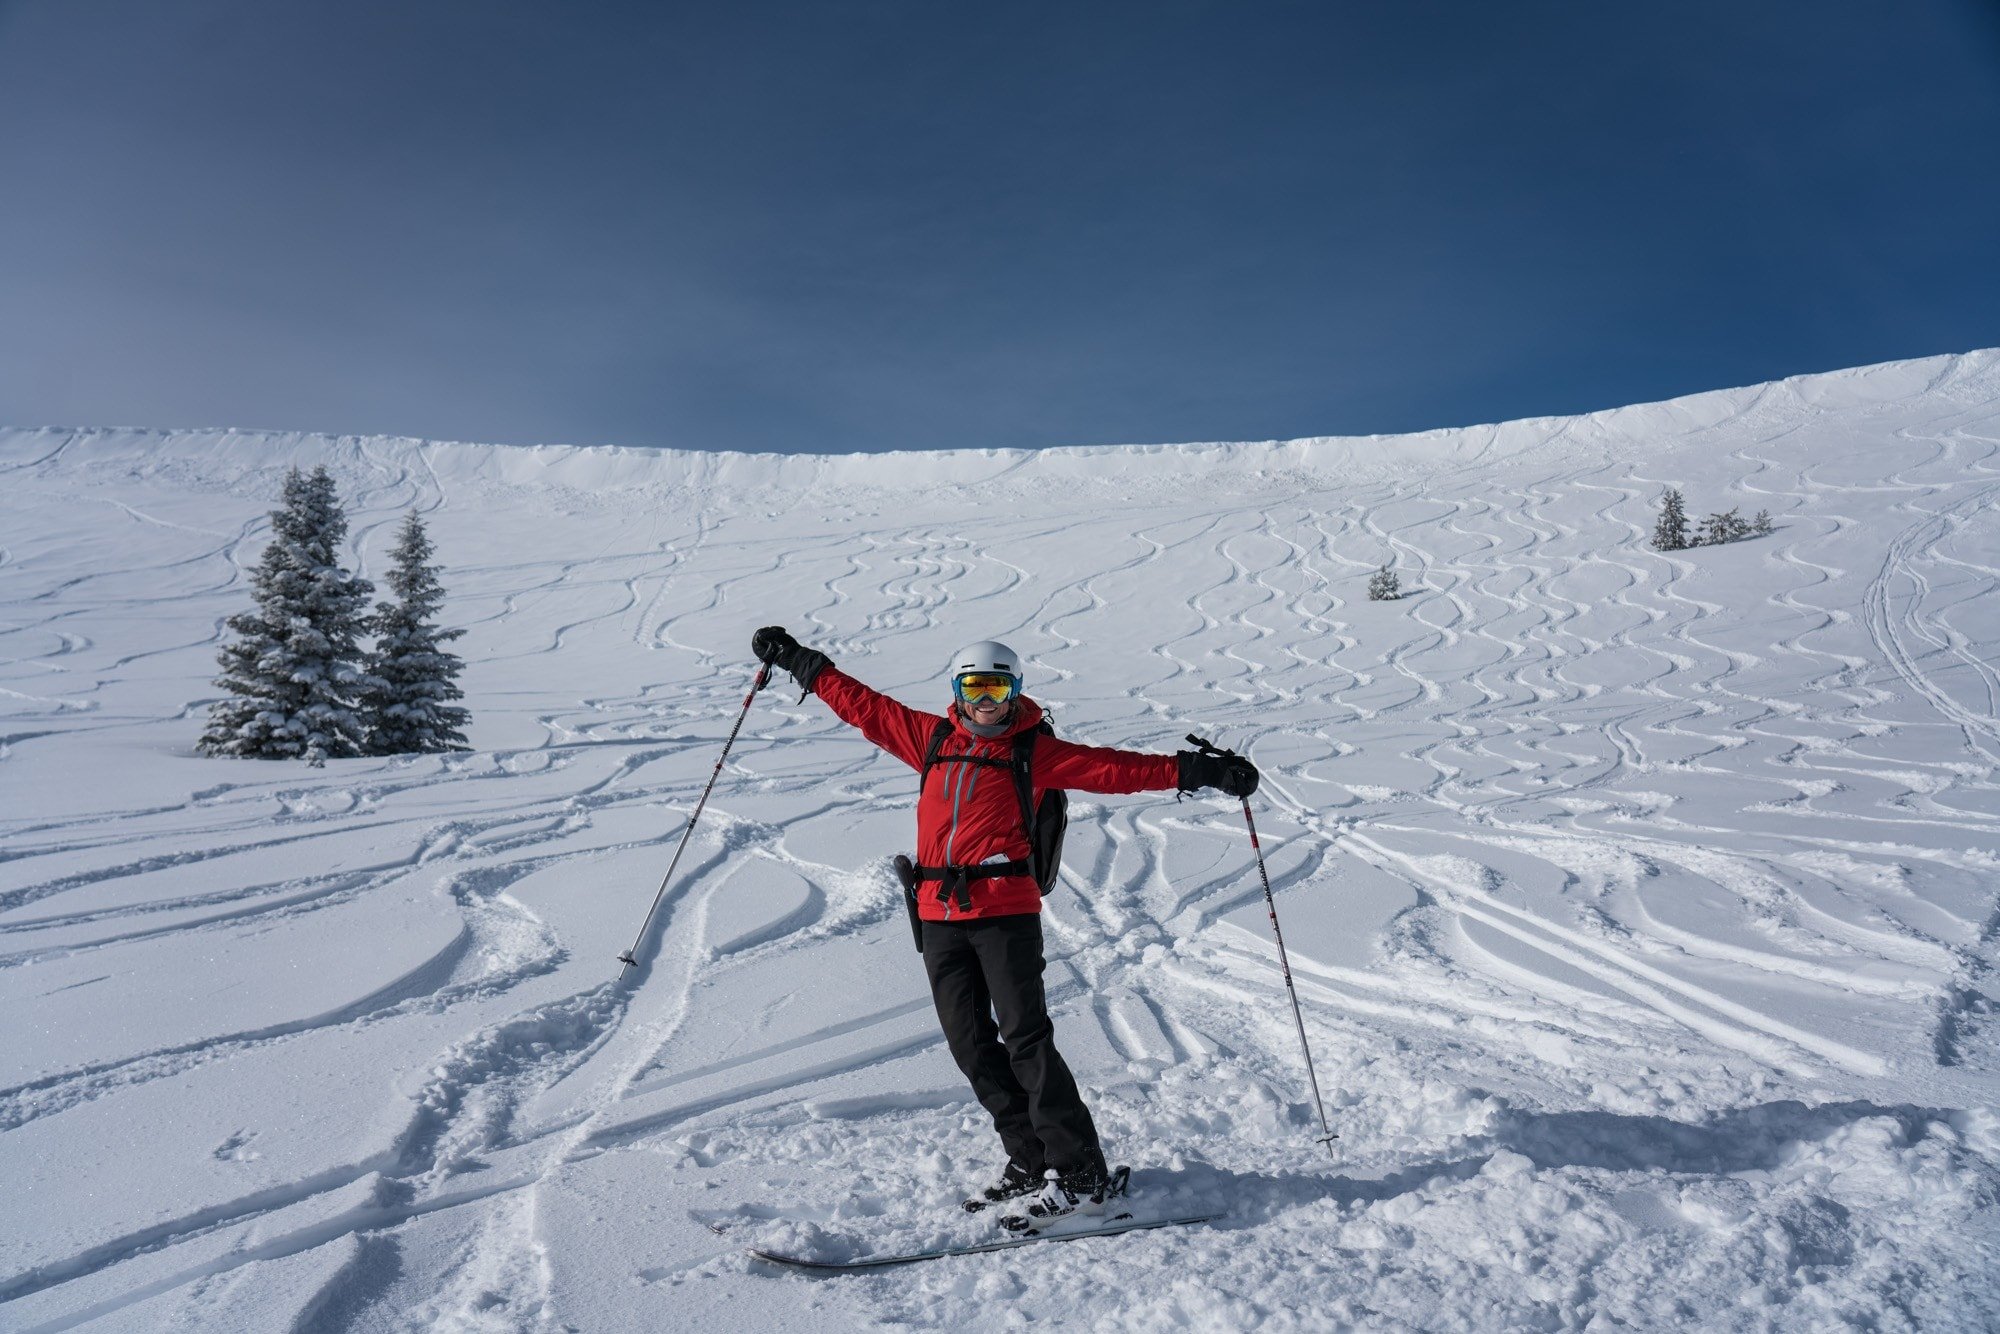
[998,1161,1130,1235]
[962,1159,1046,1214]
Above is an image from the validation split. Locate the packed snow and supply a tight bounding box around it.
[4,350,1999,1331]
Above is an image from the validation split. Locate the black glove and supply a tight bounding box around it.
[750,625,830,694]
[1177,747,1259,798]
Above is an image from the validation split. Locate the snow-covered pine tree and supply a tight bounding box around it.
[1367,563,1401,601]
[358,510,469,754]
[1652,488,1690,551]
[1752,509,1774,536]
[1699,508,1748,545]
[198,466,375,765]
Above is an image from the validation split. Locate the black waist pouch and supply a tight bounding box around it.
[892,854,923,953]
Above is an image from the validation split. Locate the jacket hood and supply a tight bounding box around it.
[947,694,1045,739]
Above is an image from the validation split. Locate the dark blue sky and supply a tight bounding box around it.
[2,1,1996,453]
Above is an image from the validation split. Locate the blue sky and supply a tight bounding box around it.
[2,1,1996,454]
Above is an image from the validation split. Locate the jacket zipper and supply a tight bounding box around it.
[939,737,985,919]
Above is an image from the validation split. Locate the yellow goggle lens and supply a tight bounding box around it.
[955,673,1018,704]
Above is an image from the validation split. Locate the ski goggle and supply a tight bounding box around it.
[953,672,1020,705]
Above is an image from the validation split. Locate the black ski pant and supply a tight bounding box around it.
[921,913,1102,1175]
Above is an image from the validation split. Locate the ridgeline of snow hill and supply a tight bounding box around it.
[4,350,2000,1330]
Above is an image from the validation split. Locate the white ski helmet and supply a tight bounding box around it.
[948,639,1022,683]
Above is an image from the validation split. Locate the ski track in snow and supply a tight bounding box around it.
[3,355,2000,1330]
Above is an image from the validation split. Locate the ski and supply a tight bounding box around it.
[747,1209,1222,1271]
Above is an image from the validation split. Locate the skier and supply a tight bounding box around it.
[749,627,1259,1224]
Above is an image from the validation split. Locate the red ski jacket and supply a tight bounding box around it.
[811,666,1180,919]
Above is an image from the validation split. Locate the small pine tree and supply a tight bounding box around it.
[199,466,374,764]
[1652,488,1690,551]
[1367,563,1401,601]
[1699,508,1748,546]
[1751,509,1774,536]
[358,511,470,754]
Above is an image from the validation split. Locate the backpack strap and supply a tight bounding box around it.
[1007,722,1050,847]
[919,715,954,785]
[911,858,1034,914]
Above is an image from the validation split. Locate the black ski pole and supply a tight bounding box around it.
[617,661,773,973]
[1187,734,1338,1157]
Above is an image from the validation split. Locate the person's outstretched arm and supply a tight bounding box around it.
[1032,734,1260,798]
[751,626,937,769]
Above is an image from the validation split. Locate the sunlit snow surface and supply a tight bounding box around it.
[4,352,1999,1330]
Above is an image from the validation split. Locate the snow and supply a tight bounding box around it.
[4,349,2000,1330]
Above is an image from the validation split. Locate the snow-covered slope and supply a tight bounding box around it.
[4,351,1999,1330]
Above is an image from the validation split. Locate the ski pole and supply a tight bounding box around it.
[1187,734,1338,1157]
[617,661,773,973]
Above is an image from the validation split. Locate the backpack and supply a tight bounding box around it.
[919,716,1069,895]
